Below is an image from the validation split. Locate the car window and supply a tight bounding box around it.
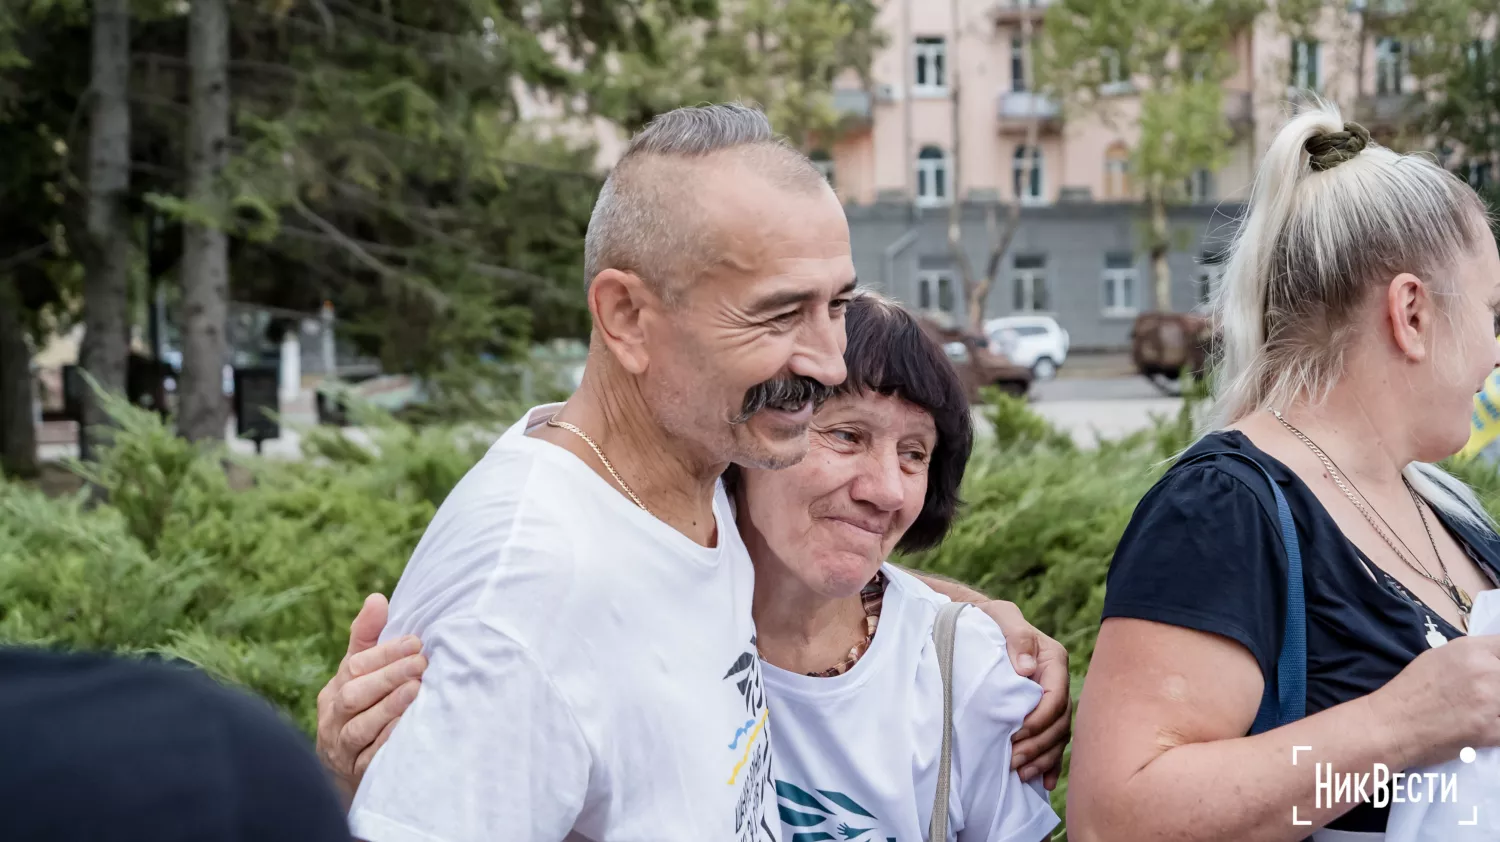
[1015,325,1049,337]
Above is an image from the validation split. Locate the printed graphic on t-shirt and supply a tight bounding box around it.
[724,638,777,842]
[776,780,897,842]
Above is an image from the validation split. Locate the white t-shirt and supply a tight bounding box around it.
[348,405,779,842]
[763,565,1059,842]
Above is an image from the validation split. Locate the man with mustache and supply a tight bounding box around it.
[344,104,1067,842]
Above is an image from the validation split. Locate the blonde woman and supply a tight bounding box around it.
[1069,106,1500,842]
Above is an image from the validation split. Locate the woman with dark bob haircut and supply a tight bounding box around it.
[725,290,1058,841]
[313,291,1060,842]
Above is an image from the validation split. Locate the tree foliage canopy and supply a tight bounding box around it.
[1,0,881,385]
[1039,0,1262,202]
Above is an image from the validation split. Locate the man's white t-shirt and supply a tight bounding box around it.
[348,405,779,842]
[764,565,1059,842]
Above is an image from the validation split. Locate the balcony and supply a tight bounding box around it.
[1352,0,1407,17]
[992,0,1052,25]
[1223,90,1252,135]
[833,88,872,120]
[1353,92,1418,129]
[832,87,873,131]
[996,91,1061,134]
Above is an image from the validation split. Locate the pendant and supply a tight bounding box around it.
[1424,615,1449,648]
[1453,584,1475,614]
[1450,584,1473,633]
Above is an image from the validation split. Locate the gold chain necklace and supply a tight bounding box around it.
[545,419,652,516]
[1272,410,1472,629]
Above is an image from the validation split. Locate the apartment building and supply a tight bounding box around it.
[824,0,1420,350]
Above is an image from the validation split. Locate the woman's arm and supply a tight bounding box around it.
[1068,616,1500,842]
[316,594,426,807]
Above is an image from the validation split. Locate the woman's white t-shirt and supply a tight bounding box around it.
[763,565,1060,842]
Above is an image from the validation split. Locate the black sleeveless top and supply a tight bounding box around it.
[1102,431,1500,833]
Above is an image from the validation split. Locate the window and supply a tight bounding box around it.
[1013,255,1049,312]
[916,146,949,207]
[810,149,834,188]
[917,270,956,313]
[1182,50,1209,83]
[1467,39,1493,65]
[1184,168,1212,203]
[1013,145,1044,205]
[1011,35,1029,92]
[1104,142,1132,200]
[1197,252,1226,308]
[1102,48,1131,94]
[1102,253,1138,317]
[1471,161,1494,190]
[1291,39,1322,91]
[914,37,947,94]
[1376,37,1404,95]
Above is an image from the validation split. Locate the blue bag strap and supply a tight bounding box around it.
[1175,450,1307,733]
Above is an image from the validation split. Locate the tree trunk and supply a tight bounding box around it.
[945,0,977,326]
[79,0,133,460]
[966,8,1036,334]
[1149,181,1172,311]
[966,206,1001,334]
[968,198,1024,334]
[179,0,231,443]
[1353,7,1369,103]
[0,278,39,478]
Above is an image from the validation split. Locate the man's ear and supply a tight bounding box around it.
[1386,272,1431,363]
[589,268,656,375]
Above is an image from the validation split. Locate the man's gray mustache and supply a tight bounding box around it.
[731,376,834,424]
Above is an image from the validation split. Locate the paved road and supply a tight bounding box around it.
[1033,375,1168,402]
[1026,376,1183,448]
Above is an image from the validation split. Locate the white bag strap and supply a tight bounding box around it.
[929,601,967,841]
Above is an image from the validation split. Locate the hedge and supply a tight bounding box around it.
[6,388,1500,829]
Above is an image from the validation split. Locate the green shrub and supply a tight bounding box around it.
[0,387,1178,822]
[983,387,1077,451]
[11,383,1500,833]
[0,394,490,734]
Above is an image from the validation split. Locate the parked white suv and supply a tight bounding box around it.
[985,315,1070,380]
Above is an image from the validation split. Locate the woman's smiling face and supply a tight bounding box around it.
[737,391,937,598]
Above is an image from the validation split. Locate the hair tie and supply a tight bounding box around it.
[1305,122,1371,171]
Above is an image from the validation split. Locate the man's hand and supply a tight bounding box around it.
[315,593,428,807]
[974,599,1072,791]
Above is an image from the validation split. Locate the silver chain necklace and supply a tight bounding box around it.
[1272,410,1473,630]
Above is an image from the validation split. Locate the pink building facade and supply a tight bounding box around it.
[826,0,1414,210]
[824,0,1427,351]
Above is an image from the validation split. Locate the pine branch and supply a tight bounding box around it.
[0,241,53,274]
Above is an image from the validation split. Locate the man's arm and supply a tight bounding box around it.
[906,567,989,603]
[901,566,1072,790]
[318,585,1071,794]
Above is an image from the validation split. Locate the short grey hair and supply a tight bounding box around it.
[583,103,830,302]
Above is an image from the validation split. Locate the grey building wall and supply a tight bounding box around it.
[847,201,1243,352]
